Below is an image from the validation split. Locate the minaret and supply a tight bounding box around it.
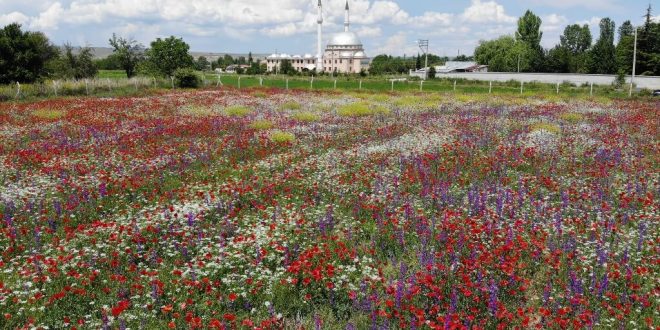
[316,0,323,72]
[344,1,350,32]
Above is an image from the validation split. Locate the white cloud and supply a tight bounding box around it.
[411,12,454,28]
[374,31,419,56]
[542,14,568,32]
[30,2,64,30]
[0,12,30,26]
[355,26,382,38]
[461,0,515,24]
[527,0,619,11]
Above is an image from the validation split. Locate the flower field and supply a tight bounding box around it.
[0,89,658,329]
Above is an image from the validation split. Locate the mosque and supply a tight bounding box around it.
[266,1,370,74]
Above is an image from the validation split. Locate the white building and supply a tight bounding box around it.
[266,1,370,74]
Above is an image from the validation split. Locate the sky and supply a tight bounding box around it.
[0,0,657,57]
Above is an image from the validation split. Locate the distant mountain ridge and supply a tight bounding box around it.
[61,46,268,61]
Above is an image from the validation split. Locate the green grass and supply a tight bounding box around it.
[31,109,66,120]
[269,130,296,143]
[292,111,321,122]
[225,105,252,117]
[250,119,275,130]
[98,70,128,79]
[279,101,302,111]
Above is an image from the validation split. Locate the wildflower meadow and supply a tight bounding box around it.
[0,89,657,329]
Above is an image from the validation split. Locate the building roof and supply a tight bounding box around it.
[328,31,362,47]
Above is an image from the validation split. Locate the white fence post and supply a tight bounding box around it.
[260,76,263,86]
[170,76,175,89]
[334,80,337,89]
[85,79,89,95]
[286,79,289,90]
[359,80,362,90]
[556,82,560,95]
[310,77,314,89]
[238,76,241,89]
[590,82,593,96]
[520,81,524,95]
[420,80,424,92]
[53,80,59,97]
[217,75,222,87]
[489,81,492,94]
[391,80,394,92]
[16,82,21,98]
[453,81,456,92]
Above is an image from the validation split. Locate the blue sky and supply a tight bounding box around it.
[0,0,656,56]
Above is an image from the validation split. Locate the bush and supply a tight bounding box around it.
[174,68,200,88]
[269,130,296,143]
[250,120,274,130]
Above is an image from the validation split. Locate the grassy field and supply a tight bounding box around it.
[98,69,128,79]
[1,71,651,102]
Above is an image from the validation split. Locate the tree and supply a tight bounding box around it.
[144,36,194,77]
[248,52,253,64]
[0,23,58,83]
[545,45,570,73]
[516,10,544,71]
[51,44,98,79]
[279,60,295,75]
[474,36,532,72]
[557,24,592,73]
[589,18,617,74]
[415,54,422,70]
[635,5,660,75]
[616,20,635,75]
[428,66,436,79]
[109,34,144,78]
[195,56,210,71]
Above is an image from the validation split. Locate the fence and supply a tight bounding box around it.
[0,74,646,101]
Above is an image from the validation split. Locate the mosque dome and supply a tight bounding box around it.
[328,31,362,47]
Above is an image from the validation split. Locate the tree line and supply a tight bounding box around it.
[474,6,659,76]
[0,23,269,85]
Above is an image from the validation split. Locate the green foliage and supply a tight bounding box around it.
[279,60,296,75]
[516,10,545,70]
[428,66,436,79]
[94,53,122,70]
[292,111,320,122]
[50,44,98,79]
[195,56,210,71]
[144,36,194,77]
[109,34,144,78]
[174,68,200,88]
[250,120,274,130]
[589,18,617,74]
[0,23,59,83]
[269,130,296,143]
[634,6,660,75]
[31,109,65,120]
[225,105,252,117]
[474,36,533,72]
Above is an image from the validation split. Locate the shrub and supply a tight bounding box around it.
[337,102,390,117]
[269,130,295,143]
[252,91,268,98]
[292,112,320,122]
[174,68,200,88]
[250,120,274,130]
[225,105,252,117]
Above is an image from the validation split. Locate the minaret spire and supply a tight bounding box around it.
[316,0,323,72]
[344,1,350,32]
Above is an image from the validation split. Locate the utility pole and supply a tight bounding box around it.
[630,26,638,97]
[418,40,429,80]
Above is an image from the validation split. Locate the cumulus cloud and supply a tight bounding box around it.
[0,12,30,26]
[461,0,516,24]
